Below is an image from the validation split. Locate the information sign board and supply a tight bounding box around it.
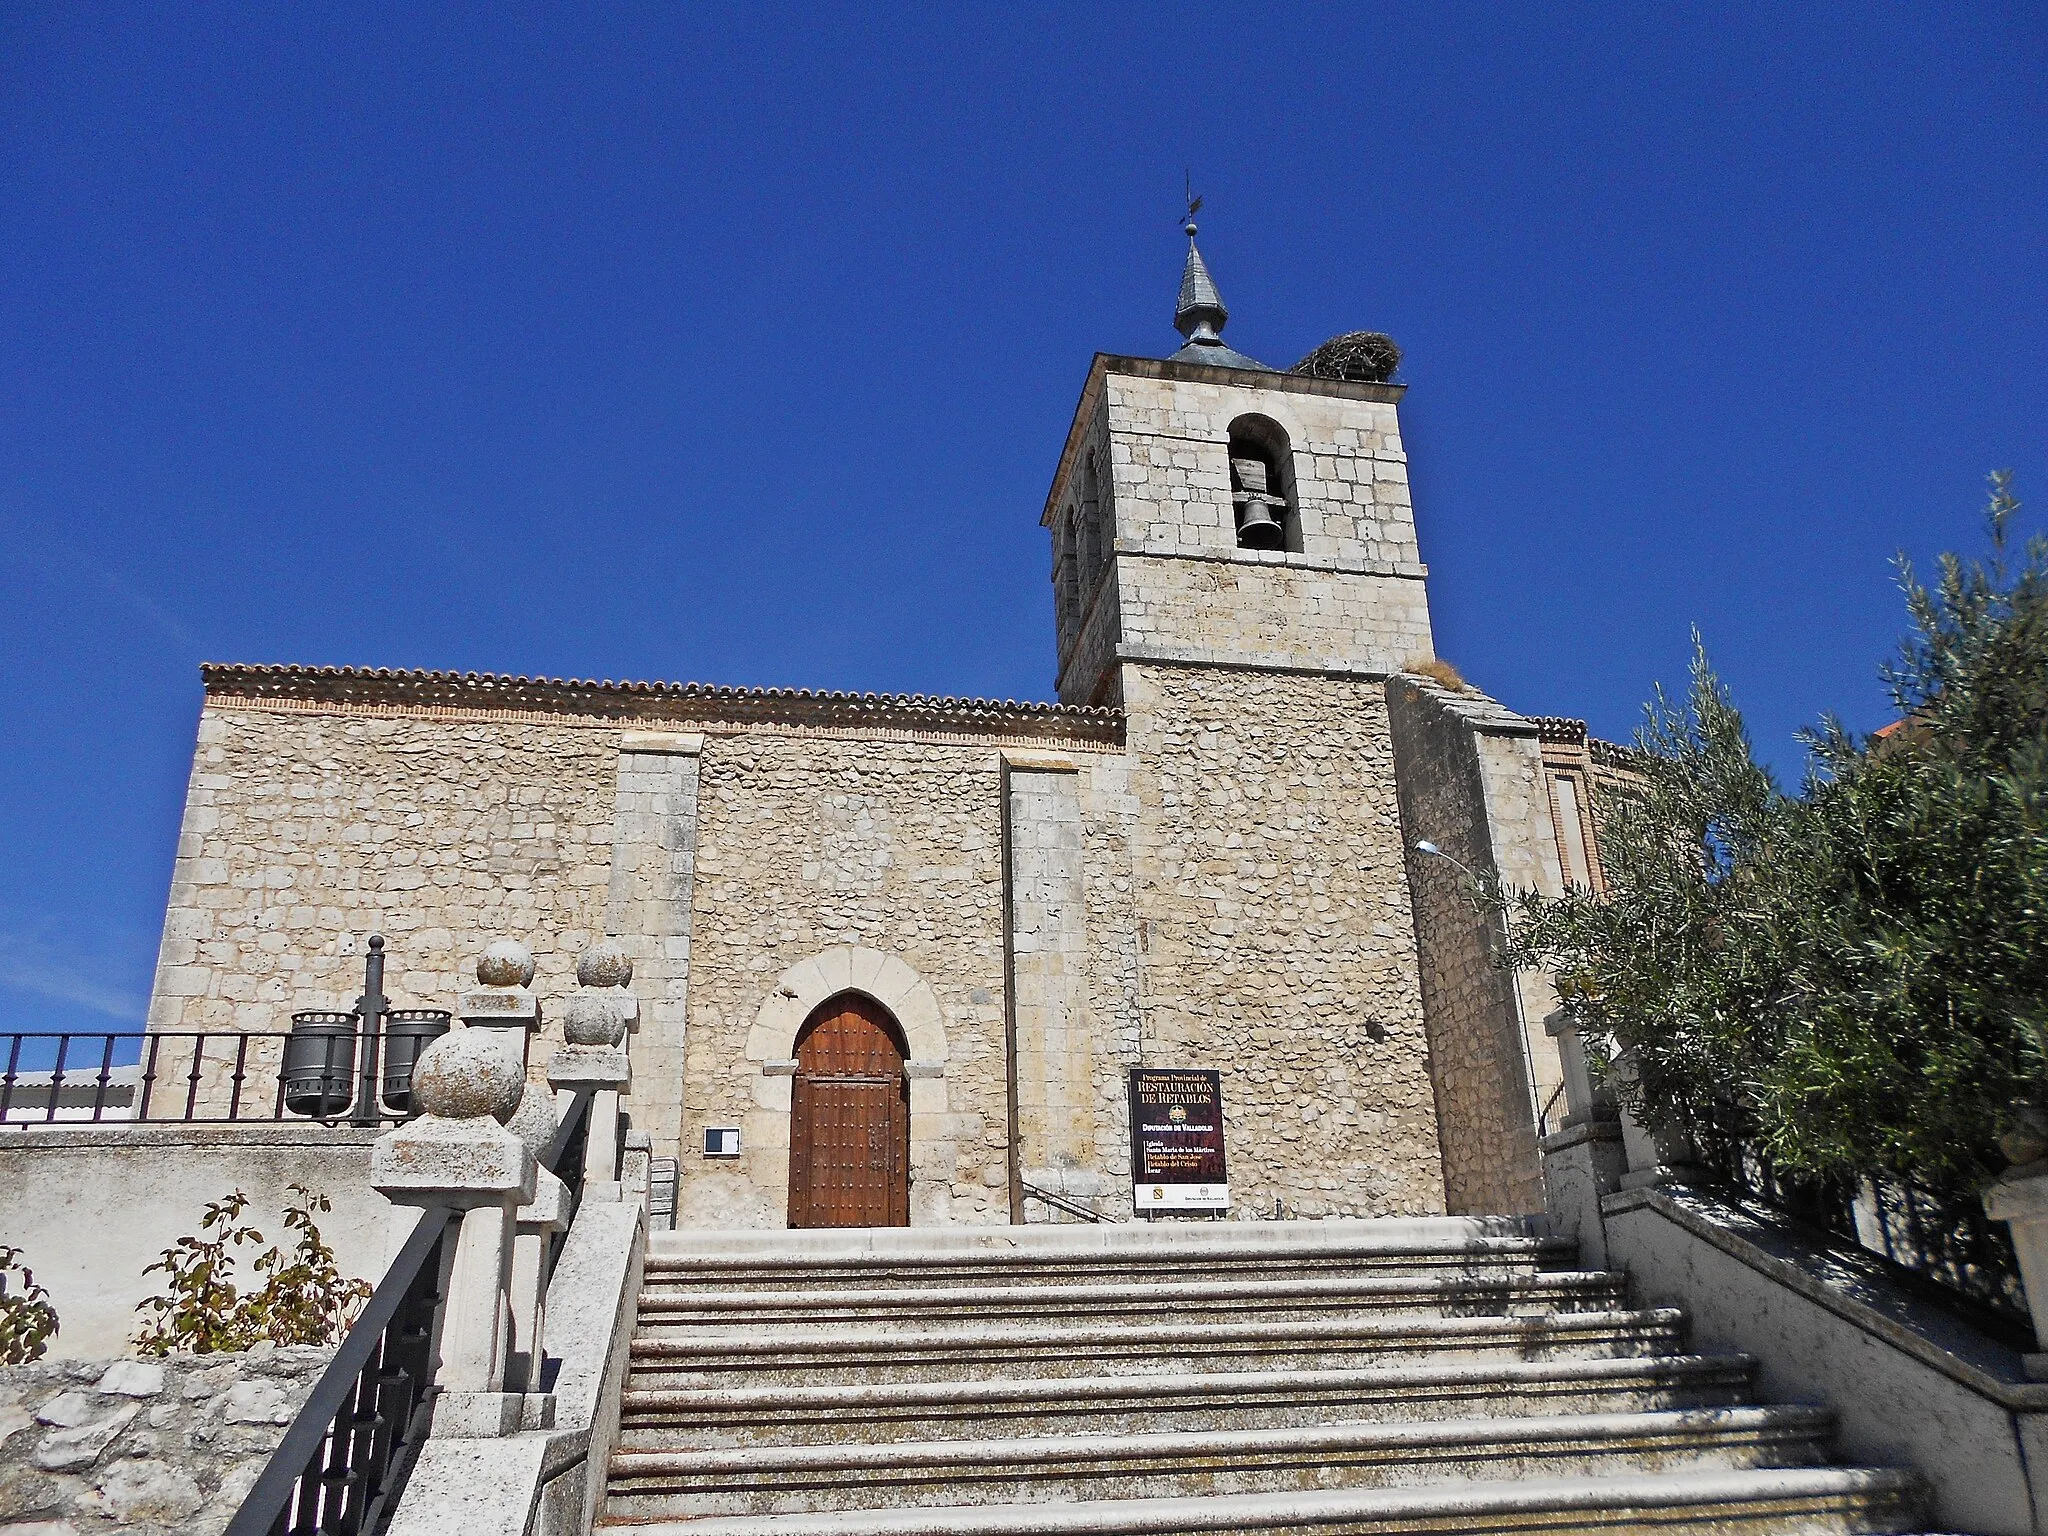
[1128,1068,1229,1213]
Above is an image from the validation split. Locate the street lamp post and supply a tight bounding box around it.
[351,935,389,1129]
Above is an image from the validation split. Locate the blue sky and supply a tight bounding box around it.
[2,4,2043,1034]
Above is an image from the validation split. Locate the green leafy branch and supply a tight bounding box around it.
[0,1246,59,1365]
[134,1184,371,1356]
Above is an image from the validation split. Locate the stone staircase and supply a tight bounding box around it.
[597,1219,1926,1534]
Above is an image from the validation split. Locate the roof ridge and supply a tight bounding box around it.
[198,663,1125,745]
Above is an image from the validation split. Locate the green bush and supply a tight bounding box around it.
[0,1245,59,1364]
[134,1184,371,1356]
[1499,474,2048,1208]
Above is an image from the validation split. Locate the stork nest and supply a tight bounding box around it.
[1292,331,1402,384]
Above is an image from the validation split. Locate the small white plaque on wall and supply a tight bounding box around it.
[702,1127,741,1157]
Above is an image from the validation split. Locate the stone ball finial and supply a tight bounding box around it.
[411,1028,526,1123]
[477,939,536,988]
[561,994,626,1047]
[577,939,632,990]
[503,1079,560,1158]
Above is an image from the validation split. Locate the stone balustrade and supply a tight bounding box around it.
[367,935,641,1446]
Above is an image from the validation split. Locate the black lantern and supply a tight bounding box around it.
[381,1009,452,1115]
[282,1011,358,1118]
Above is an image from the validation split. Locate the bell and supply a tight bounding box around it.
[1236,494,1284,550]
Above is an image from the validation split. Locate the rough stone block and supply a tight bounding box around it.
[373,1116,536,1208]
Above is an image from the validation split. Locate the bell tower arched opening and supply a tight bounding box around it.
[1227,414,1298,553]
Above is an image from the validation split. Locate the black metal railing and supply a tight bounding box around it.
[1021,1180,1106,1223]
[0,1031,297,1124]
[226,1088,596,1536]
[1695,1132,2030,1348]
[222,1207,455,1536]
[544,1090,594,1269]
[2,935,447,1129]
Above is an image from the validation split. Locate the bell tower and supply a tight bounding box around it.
[1043,220,1434,706]
[1035,222,1455,1220]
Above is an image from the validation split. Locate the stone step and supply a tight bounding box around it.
[626,1307,1690,1388]
[603,1406,1842,1519]
[641,1220,1571,1293]
[594,1466,1924,1535]
[615,1353,1757,1448]
[631,1271,1628,1331]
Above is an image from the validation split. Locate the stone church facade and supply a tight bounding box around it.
[144,231,1624,1231]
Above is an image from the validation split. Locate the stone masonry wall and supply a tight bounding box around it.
[1116,552,1434,680]
[603,736,701,1166]
[1056,366,1436,699]
[1122,663,1444,1218]
[0,1347,327,1536]
[676,736,1022,1228]
[1005,766,1091,1209]
[148,705,617,1045]
[1101,372,1420,569]
[1385,677,1567,1215]
[1076,755,1144,1210]
[0,1126,387,1361]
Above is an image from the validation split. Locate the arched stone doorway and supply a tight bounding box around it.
[787,992,910,1228]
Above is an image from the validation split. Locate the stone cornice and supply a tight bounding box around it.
[1589,737,1648,773]
[199,664,1125,748]
[1101,353,1408,404]
[1532,716,1589,746]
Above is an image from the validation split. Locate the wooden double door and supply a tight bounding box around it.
[787,992,910,1228]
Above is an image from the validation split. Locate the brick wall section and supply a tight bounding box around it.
[1121,663,1445,1218]
[1058,561,1123,708]
[1385,676,1567,1215]
[675,736,1018,1227]
[603,739,701,1166]
[1052,402,1118,704]
[147,706,616,1039]
[1004,766,1092,1208]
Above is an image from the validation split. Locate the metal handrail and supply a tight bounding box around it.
[225,1088,598,1536]
[222,1206,455,1536]
[0,1031,295,1124]
[1021,1180,1106,1224]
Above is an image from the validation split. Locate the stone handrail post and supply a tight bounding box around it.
[501,1055,567,1397]
[622,1127,653,1208]
[1545,1010,1612,1130]
[1537,1010,1626,1267]
[1606,1046,1704,1190]
[371,940,553,1438]
[1983,1163,2048,1378]
[550,939,638,1205]
[509,1166,569,1392]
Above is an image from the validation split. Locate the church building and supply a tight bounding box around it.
[145,226,1620,1231]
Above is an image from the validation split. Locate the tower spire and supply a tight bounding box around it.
[1166,202,1269,372]
[1174,218,1229,344]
